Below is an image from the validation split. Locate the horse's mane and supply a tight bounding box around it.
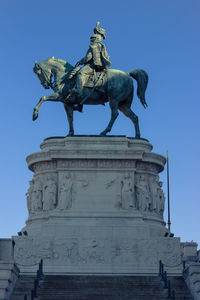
[40,57,73,73]
[53,58,67,65]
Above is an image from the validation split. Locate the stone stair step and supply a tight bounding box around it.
[10,275,36,300]
[10,275,194,300]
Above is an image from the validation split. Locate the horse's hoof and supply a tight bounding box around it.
[135,134,141,139]
[32,111,38,121]
[67,132,74,137]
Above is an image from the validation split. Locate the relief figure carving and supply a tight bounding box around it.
[58,174,73,210]
[86,240,105,263]
[149,175,159,212]
[135,174,150,211]
[31,179,43,212]
[65,240,84,263]
[105,178,115,189]
[149,176,165,215]
[26,180,34,214]
[43,177,57,211]
[121,173,135,209]
[157,181,165,215]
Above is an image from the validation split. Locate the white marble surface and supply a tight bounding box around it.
[0,262,19,300]
[13,136,182,274]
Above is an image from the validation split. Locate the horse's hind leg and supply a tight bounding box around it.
[100,100,119,136]
[118,103,141,138]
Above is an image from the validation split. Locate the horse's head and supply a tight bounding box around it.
[33,60,52,89]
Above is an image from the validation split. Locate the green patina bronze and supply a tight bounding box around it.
[33,22,148,138]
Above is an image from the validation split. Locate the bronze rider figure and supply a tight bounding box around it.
[74,22,111,98]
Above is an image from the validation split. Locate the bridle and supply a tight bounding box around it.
[35,63,53,89]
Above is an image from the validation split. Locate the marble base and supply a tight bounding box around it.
[13,136,182,275]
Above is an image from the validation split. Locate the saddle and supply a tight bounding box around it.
[69,66,107,91]
[83,71,107,89]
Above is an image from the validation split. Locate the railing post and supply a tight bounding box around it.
[183,260,186,272]
[39,260,41,277]
[24,295,27,300]
[167,280,171,298]
[39,259,44,278]
[161,263,164,281]
[34,278,38,297]
[30,260,44,300]
[159,260,162,276]
[164,271,168,288]
[41,259,43,273]
[31,290,34,300]
[172,290,176,300]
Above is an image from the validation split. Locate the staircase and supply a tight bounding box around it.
[169,276,194,300]
[0,262,19,300]
[10,275,193,300]
[10,275,36,300]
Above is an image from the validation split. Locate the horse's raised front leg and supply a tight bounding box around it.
[32,93,60,121]
[64,104,74,136]
[33,96,45,120]
[100,100,119,136]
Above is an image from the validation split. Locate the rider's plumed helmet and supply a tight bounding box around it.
[93,22,106,39]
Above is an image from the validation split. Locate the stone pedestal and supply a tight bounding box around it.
[13,136,182,275]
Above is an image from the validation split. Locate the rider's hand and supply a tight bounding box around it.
[75,61,80,67]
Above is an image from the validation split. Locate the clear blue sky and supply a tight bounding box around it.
[0,0,199,247]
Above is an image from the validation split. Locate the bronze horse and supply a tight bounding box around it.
[33,57,148,137]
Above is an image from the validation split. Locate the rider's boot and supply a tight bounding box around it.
[74,73,84,96]
[69,73,84,112]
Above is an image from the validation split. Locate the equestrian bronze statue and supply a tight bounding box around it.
[33,22,148,138]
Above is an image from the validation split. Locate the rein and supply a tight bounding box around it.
[39,64,53,89]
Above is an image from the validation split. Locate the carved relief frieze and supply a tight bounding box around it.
[77,179,89,189]
[14,236,181,270]
[32,179,43,212]
[135,173,150,211]
[133,172,165,216]
[141,239,159,266]
[14,238,37,265]
[33,161,57,173]
[26,174,58,215]
[159,239,182,266]
[112,239,181,268]
[57,159,97,169]
[57,159,136,170]
[15,237,106,266]
[64,239,85,263]
[26,180,34,214]
[43,176,57,211]
[148,176,165,216]
[136,161,159,173]
[120,173,136,209]
[85,239,105,264]
[26,178,43,214]
[105,179,116,189]
[57,173,73,210]
[60,238,106,264]
[112,240,139,264]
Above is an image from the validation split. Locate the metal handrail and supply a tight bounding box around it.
[23,259,44,300]
[159,260,188,300]
[159,260,175,299]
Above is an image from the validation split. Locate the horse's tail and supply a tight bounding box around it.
[129,69,148,108]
